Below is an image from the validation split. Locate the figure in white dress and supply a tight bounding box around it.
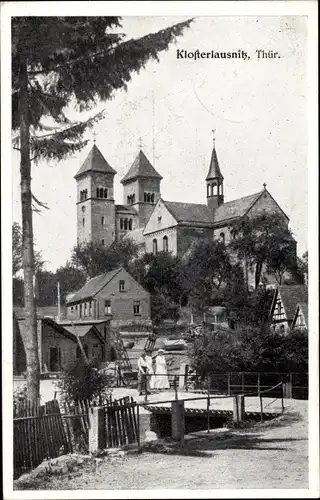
[153,349,170,390]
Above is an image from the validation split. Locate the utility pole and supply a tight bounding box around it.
[57,281,61,322]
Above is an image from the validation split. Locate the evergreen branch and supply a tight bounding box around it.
[32,194,50,210]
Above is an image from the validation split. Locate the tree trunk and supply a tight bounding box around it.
[255,261,263,288]
[19,60,40,402]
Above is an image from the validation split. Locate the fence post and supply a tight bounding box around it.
[171,400,185,441]
[89,406,105,454]
[207,375,211,433]
[174,376,178,400]
[179,363,187,390]
[233,395,245,422]
[259,395,263,422]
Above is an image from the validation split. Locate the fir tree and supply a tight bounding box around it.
[12,16,193,401]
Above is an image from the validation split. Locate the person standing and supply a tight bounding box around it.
[153,349,170,390]
[145,351,154,391]
[137,351,149,395]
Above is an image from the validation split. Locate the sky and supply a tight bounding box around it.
[11,15,308,272]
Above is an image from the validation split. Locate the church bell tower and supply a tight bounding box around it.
[206,131,224,212]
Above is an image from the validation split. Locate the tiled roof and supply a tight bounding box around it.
[163,200,213,224]
[67,268,122,304]
[115,204,138,215]
[206,146,223,180]
[121,150,163,184]
[213,191,262,224]
[74,144,116,179]
[278,285,308,321]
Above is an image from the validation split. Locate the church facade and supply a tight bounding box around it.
[75,138,293,271]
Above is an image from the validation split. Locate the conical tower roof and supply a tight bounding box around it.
[121,150,163,184]
[206,143,223,181]
[74,144,116,179]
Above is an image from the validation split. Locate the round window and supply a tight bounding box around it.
[82,205,86,212]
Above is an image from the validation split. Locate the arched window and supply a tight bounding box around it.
[127,195,130,205]
[120,218,123,230]
[104,188,108,198]
[96,187,100,198]
[128,219,132,230]
[82,218,85,227]
[101,239,104,246]
[151,193,155,203]
[219,232,225,244]
[124,218,128,230]
[147,193,151,203]
[163,235,168,252]
[101,216,104,225]
[99,188,104,198]
[132,194,135,204]
[153,238,158,254]
[144,193,147,202]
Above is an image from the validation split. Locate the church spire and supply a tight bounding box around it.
[206,129,223,181]
[206,131,224,211]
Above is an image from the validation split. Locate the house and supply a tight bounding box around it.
[13,309,107,375]
[66,267,152,333]
[291,302,308,331]
[74,136,297,288]
[269,285,308,333]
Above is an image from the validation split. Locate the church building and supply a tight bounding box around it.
[75,136,293,268]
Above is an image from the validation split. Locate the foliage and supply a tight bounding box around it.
[181,240,233,311]
[128,251,182,323]
[296,251,308,284]
[56,358,114,404]
[189,325,308,376]
[13,385,28,405]
[55,262,87,304]
[71,239,139,278]
[230,213,295,288]
[12,222,43,277]
[13,16,192,403]
[13,277,25,306]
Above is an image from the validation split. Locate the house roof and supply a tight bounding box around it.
[67,268,123,304]
[206,145,223,180]
[163,200,213,225]
[115,204,138,215]
[293,302,308,328]
[275,285,308,321]
[74,144,116,179]
[62,324,105,343]
[121,150,163,184]
[213,191,262,224]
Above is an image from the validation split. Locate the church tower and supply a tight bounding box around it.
[121,149,162,228]
[206,133,224,212]
[75,144,116,247]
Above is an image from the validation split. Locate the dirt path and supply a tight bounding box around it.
[15,402,308,491]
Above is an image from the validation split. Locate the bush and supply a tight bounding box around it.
[56,358,114,404]
[13,385,28,405]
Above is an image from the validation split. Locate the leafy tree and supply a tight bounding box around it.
[12,222,43,277]
[181,240,233,312]
[189,324,308,377]
[230,213,295,289]
[12,16,192,401]
[55,262,87,304]
[71,239,139,277]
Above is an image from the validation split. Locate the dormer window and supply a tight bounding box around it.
[158,216,162,223]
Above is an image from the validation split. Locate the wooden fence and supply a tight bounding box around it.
[14,395,140,479]
[14,399,70,480]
